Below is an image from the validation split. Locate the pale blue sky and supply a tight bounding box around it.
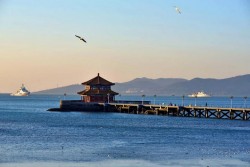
[0,0,250,92]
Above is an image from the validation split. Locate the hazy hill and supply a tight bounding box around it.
[35,84,83,95]
[168,74,250,96]
[113,77,187,95]
[34,74,250,96]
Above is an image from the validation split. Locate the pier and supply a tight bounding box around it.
[48,100,250,121]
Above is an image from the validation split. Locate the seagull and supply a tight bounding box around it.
[173,6,181,14]
[75,35,87,43]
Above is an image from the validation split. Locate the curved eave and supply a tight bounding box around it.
[77,90,119,96]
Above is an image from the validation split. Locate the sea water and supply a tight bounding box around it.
[0,94,250,167]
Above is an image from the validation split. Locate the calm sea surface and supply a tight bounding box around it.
[0,94,250,167]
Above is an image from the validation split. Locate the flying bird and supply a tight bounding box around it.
[75,35,87,43]
[174,6,181,14]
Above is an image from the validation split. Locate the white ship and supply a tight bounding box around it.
[10,84,30,96]
[188,91,210,97]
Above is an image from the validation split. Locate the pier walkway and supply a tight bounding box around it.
[48,100,250,121]
[107,103,250,120]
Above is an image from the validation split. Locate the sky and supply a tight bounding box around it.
[0,0,250,92]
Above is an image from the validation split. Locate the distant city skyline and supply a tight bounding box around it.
[0,0,250,92]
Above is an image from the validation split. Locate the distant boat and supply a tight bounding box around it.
[10,84,30,96]
[188,91,210,97]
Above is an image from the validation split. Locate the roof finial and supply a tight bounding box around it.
[97,73,100,84]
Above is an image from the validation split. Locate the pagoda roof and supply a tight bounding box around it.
[82,73,115,86]
[77,89,119,96]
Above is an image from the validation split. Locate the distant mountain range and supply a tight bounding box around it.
[34,74,250,96]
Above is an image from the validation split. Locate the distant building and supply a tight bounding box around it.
[77,73,119,103]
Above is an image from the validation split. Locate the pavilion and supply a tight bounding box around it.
[77,73,119,103]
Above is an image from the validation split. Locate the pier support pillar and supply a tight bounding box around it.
[205,109,208,118]
[217,110,221,119]
[230,110,234,120]
[243,110,246,120]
